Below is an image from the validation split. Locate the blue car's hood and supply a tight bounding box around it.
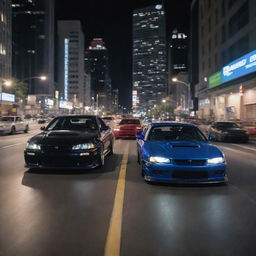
[143,141,223,159]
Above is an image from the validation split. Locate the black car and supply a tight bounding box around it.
[24,115,114,169]
[208,121,249,143]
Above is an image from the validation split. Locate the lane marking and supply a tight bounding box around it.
[231,144,256,152]
[104,144,129,256]
[0,143,22,149]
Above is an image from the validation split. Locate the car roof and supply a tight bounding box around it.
[54,115,98,118]
[151,122,196,127]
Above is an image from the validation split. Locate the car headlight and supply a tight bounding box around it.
[26,142,41,150]
[207,157,225,164]
[72,143,95,150]
[149,156,171,163]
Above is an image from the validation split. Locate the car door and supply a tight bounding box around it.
[15,117,23,131]
[97,117,111,151]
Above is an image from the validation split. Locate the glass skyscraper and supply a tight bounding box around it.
[132,4,167,114]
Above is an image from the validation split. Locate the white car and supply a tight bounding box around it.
[0,116,29,135]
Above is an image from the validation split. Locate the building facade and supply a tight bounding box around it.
[84,38,112,112]
[168,29,189,112]
[12,0,55,96]
[58,20,85,109]
[196,0,256,122]
[0,0,11,81]
[132,4,167,114]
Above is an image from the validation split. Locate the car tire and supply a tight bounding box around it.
[97,145,105,168]
[10,126,16,135]
[24,125,29,133]
[108,141,114,156]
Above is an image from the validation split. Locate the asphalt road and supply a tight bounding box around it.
[0,129,256,256]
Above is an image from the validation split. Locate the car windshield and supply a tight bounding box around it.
[216,123,239,128]
[120,119,140,125]
[103,117,113,120]
[0,117,14,122]
[45,117,98,131]
[148,125,207,142]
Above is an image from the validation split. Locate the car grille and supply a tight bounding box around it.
[42,144,72,153]
[173,159,206,166]
[172,171,208,179]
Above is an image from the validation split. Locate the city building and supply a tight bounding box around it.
[112,88,119,113]
[132,4,167,114]
[168,29,189,112]
[196,0,256,122]
[0,0,12,115]
[58,20,85,110]
[84,38,112,112]
[12,0,55,96]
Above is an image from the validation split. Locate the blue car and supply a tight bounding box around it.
[136,122,227,184]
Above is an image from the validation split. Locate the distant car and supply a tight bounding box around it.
[136,122,227,184]
[37,119,47,124]
[0,116,29,135]
[24,115,114,169]
[208,122,249,143]
[114,118,142,139]
[102,116,116,129]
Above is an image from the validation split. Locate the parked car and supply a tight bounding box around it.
[114,118,142,139]
[137,122,227,184]
[24,115,114,169]
[208,121,249,142]
[0,116,29,135]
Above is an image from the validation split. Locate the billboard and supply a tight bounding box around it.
[222,49,256,83]
[209,71,222,88]
[0,93,15,102]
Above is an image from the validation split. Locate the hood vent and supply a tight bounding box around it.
[48,132,79,137]
[171,145,199,148]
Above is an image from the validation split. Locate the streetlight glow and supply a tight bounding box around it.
[162,99,166,103]
[3,80,12,87]
[40,76,47,81]
[172,77,178,82]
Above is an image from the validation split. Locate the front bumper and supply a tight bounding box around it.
[114,130,137,139]
[24,148,100,169]
[143,162,227,184]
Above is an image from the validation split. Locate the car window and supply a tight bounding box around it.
[46,117,98,131]
[147,125,207,142]
[0,117,14,122]
[16,117,22,121]
[120,119,140,125]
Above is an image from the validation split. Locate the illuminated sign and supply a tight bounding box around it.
[209,71,222,88]
[59,100,73,109]
[64,38,69,100]
[155,4,162,9]
[0,93,15,102]
[45,99,54,106]
[222,49,256,83]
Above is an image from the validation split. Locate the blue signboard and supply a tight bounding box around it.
[222,50,256,83]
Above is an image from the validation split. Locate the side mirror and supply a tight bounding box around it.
[101,126,109,131]
[40,126,46,131]
[136,131,144,140]
[208,135,216,141]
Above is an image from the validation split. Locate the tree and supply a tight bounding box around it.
[6,79,28,101]
[150,103,174,119]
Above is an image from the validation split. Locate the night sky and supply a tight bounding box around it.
[55,0,192,109]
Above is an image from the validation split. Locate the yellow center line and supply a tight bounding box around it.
[104,143,130,256]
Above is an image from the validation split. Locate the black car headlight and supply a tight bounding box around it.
[26,142,41,150]
[72,143,95,150]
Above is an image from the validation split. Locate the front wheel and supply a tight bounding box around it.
[24,125,29,133]
[97,145,105,168]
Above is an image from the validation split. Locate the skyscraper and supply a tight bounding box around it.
[0,0,11,80]
[84,38,112,111]
[12,0,55,96]
[132,4,167,114]
[58,20,85,107]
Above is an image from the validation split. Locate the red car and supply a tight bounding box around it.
[114,118,142,139]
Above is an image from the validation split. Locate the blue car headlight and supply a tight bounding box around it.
[149,156,171,164]
[207,157,225,164]
[26,142,41,150]
[72,143,95,150]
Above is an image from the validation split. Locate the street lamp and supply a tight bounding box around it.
[162,99,166,103]
[172,77,191,110]
[3,79,12,87]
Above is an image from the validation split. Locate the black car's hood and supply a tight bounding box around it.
[30,130,100,145]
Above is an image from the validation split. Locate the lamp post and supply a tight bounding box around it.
[172,77,191,111]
